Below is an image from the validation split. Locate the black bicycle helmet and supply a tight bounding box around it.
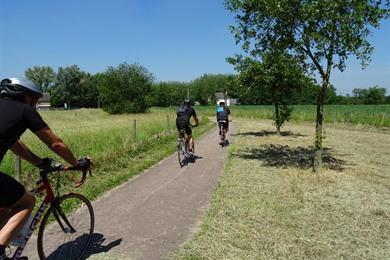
[0,78,43,99]
[184,99,192,106]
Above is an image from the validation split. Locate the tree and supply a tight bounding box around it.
[225,0,389,171]
[50,65,88,108]
[351,86,387,104]
[151,81,188,107]
[80,73,102,108]
[25,66,56,92]
[230,51,312,133]
[190,74,237,105]
[99,63,154,114]
[364,86,387,104]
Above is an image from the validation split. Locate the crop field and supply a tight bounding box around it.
[195,105,390,128]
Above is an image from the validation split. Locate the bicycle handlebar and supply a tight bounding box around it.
[39,157,92,188]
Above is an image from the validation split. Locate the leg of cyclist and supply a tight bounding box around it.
[187,134,195,153]
[185,125,194,153]
[0,172,35,259]
[0,192,35,246]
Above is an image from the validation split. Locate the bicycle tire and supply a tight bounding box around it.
[37,193,94,260]
[178,140,185,167]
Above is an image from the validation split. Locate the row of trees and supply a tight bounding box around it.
[25,64,389,112]
[25,63,154,113]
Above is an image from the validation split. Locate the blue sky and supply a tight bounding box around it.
[0,0,389,95]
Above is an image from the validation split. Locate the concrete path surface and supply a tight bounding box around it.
[23,125,232,260]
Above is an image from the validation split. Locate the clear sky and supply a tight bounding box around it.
[0,0,389,95]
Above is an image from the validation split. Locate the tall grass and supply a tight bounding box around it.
[1,109,170,174]
[196,105,390,128]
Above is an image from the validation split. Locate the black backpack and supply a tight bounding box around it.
[177,105,189,122]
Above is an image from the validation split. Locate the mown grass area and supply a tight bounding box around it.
[194,105,390,128]
[0,108,214,203]
[174,119,390,259]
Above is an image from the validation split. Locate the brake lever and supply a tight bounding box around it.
[74,169,92,188]
[75,172,86,188]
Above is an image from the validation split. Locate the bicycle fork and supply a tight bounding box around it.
[52,201,76,234]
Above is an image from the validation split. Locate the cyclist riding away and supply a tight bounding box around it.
[0,78,89,260]
[216,101,231,144]
[176,100,199,153]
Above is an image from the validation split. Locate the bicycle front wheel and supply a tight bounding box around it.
[37,193,94,260]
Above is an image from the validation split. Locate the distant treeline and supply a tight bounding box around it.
[23,63,389,113]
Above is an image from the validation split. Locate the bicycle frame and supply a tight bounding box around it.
[12,178,55,259]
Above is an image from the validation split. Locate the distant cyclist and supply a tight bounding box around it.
[216,101,231,143]
[0,78,89,260]
[176,100,199,153]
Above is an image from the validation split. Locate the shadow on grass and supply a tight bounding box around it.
[233,144,346,171]
[233,130,306,138]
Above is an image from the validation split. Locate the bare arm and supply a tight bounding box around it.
[34,127,78,167]
[194,115,200,126]
[10,140,42,167]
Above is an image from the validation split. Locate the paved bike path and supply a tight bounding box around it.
[89,125,232,259]
[24,125,232,259]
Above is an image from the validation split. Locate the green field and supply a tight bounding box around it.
[195,105,390,128]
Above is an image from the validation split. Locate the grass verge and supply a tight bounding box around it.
[174,119,390,259]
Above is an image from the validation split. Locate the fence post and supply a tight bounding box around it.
[14,155,21,181]
[133,119,137,143]
[166,114,170,131]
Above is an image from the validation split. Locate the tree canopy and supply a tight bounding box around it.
[225,0,389,171]
[25,66,56,92]
[99,63,154,114]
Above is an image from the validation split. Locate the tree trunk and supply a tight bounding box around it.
[274,103,281,135]
[313,82,328,172]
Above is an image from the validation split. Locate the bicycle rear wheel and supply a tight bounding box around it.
[178,140,185,167]
[37,193,94,260]
[220,135,225,147]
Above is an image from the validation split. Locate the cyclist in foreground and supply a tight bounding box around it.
[216,101,231,144]
[0,78,89,260]
[176,100,199,153]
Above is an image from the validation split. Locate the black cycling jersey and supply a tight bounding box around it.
[176,105,197,127]
[216,106,230,121]
[0,98,48,163]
